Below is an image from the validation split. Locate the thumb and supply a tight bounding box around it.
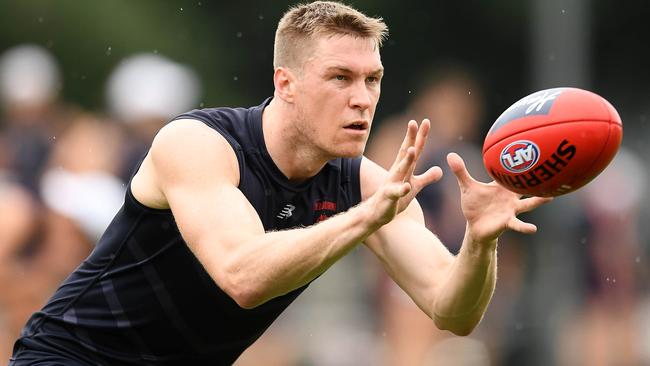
[411,166,443,193]
[384,182,412,199]
[447,152,476,189]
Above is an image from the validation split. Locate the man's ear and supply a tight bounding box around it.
[273,66,296,103]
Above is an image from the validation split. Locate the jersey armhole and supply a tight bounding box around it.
[124,154,173,213]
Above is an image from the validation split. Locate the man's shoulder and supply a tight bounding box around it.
[130,118,240,210]
[153,119,233,155]
[148,119,240,185]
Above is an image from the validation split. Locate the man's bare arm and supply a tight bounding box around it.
[131,119,434,309]
[362,147,551,336]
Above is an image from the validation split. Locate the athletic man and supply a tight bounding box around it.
[10,2,551,364]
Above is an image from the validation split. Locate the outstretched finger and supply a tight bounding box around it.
[390,146,416,182]
[405,119,431,178]
[394,120,417,165]
[446,152,477,189]
[384,181,412,199]
[508,217,538,234]
[517,196,553,214]
[413,119,430,160]
[412,166,443,191]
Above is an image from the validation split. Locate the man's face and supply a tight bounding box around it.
[291,34,383,159]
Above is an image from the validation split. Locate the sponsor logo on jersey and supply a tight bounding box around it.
[276,204,296,219]
[500,140,540,173]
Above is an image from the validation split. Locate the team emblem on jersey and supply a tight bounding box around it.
[500,140,540,173]
[314,199,337,222]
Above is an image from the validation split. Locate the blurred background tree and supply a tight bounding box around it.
[2,0,647,135]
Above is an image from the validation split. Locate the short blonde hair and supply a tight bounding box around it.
[273,1,388,69]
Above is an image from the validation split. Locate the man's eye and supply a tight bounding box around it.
[366,77,378,83]
[335,75,347,81]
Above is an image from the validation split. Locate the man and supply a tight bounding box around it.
[10,2,550,365]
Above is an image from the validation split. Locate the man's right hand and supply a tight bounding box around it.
[364,119,443,228]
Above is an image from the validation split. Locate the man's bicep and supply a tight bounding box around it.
[150,120,265,256]
[167,182,264,250]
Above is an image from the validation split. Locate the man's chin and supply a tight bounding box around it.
[331,145,366,159]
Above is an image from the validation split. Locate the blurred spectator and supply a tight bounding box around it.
[0,44,66,196]
[0,179,92,362]
[556,148,648,366]
[368,65,488,251]
[0,45,122,362]
[105,53,201,180]
[367,64,497,365]
[0,180,40,360]
[40,112,125,241]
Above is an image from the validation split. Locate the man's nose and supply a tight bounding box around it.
[349,80,372,110]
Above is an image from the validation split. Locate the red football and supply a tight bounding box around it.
[483,87,623,197]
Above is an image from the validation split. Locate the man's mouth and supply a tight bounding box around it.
[344,121,369,130]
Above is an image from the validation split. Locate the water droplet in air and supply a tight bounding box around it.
[236,32,243,38]
[106,46,112,56]
[233,76,239,81]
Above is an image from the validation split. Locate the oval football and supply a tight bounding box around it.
[483,87,623,197]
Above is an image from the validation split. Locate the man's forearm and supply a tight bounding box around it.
[219,203,376,308]
[431,233,497,335]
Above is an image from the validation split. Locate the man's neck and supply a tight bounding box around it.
[262,99,330,182]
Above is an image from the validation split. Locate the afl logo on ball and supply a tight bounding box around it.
[500,140,540,173]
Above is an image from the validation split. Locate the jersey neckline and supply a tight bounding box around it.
[249,97,340,192]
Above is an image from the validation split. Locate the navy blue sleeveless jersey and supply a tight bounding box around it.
[12,98,362,365]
